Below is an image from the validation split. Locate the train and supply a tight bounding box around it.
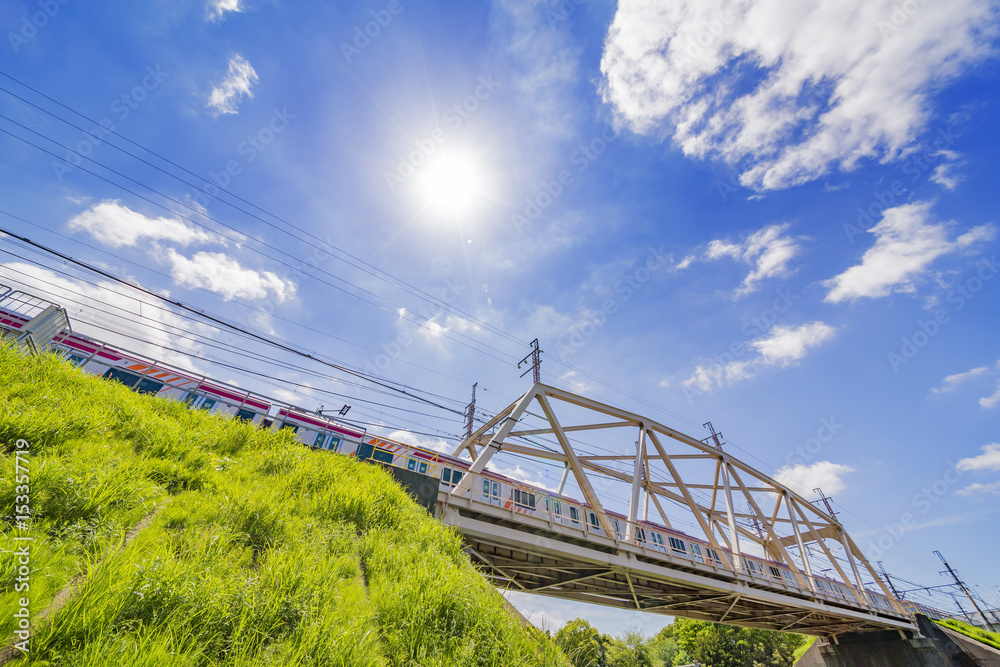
[0,296,925,621]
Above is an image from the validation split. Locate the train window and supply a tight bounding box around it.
[569,506,580,523]
[553,500,561,515]
[707,548,721,564]
[769,566,782,579]
[236,408,257,422]
[668,537,687,554]
[183,392,199,406]
[103,368,140,387]
[443,468,452,484]
[260,418,273,430]
[652,533,665,548]
[589,512,599,530]
[372,449,393,464]
[314,432,327,448]
[407,458,416,471]
[135,378,164,395]
[419,462,428,474]
[451,471,462,484]
[482,479,491,494]
[636,528,646,543]
[67,354,86,367]
[690,543,703,558]
[327,437,341,451]
[201,398,217,411]
[279,421,296,432]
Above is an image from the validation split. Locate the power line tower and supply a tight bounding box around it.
[877,561,904,599]
[518,339,542,384]
[703,422,724,450]
[465,383,477,439]
[811,488,839,521]
[936,550,991,627]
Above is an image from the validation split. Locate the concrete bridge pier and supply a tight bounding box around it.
[797,616,1000,667]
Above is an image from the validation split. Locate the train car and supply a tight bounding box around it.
[274,407,365,454]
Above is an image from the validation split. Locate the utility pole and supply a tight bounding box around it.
[703,422,724,450]
[936,550,991,628]
[465,383,477,439]
[877,561,904,599]
[747,502,765,541]
[811,488,839,521]
[518,339,542,384]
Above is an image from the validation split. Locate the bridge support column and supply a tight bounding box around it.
[797,616,1000,666]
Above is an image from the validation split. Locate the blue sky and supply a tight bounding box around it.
[2,0,999,637]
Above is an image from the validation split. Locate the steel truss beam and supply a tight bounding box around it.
[444,383,913,635]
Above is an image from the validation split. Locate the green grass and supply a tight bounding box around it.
[792,635,817,663]
[1,344,569,666]
[935,619,1000,651]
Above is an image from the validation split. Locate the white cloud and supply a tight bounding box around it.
[957,444,1000,472]
[980,381,1000,409]
[387,429,453,455]
[492,0,581,139]
[930,366,989,393]
[206,0,242,22]
[824,202,994,303]
[207,54,258,115]
[773,461,854,498]
[956,481,1000,497]
[165,249,296,303]
[599,0,998,191]
[684,321,837,392]
[68,200,220,248]
[930,162,965,190]
[0,262,208,372]
[698,223,802,296]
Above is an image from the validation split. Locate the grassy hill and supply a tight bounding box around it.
[935,619,1000,650]
[0,344,569,666]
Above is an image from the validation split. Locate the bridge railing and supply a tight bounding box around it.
[447,468,909,621]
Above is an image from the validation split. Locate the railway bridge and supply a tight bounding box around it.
[431,383,918,638]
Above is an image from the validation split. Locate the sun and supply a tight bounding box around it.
[415,150,486,217]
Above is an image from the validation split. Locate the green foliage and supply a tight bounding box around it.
[672,618,805,667]
[604,631,652,667]
[0,345,570,666]
[554,619,604,667]
[935,619,1000,650]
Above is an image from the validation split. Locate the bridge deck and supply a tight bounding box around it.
[439,490,917,637]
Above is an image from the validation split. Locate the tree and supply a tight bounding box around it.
[671,618,805,667]
[554,619,604,667]
[604,630,653,667]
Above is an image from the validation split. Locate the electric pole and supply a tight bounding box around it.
[465,383,477,439]
[877,561,903,599]
[936,550,990,627]
[811,488,839,521]
[518,339,542,384]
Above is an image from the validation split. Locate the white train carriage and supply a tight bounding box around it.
[274,407,365,454]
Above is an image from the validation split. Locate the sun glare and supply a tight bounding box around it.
[416,151,485,217]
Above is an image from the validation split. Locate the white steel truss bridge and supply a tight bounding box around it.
[438,383,918,637]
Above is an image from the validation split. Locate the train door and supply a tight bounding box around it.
[481,479,502,506]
